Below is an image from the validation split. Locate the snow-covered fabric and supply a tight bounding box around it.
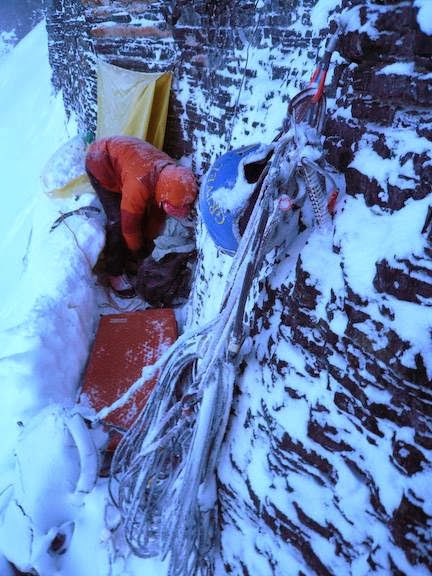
[40,134,90,198]
[152,217,196,261]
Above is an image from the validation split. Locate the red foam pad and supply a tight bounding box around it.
[82,309,177,444]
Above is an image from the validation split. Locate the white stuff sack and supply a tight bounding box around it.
[41,135,88,195]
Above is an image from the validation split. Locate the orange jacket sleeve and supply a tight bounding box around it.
[120,175,152,251]
[85,139,120,191]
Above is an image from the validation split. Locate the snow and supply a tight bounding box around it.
[349,127,429,194]
[341,4,379,40]
[0,30,16,60]
[0,21,73,320]
[333,193,432,377]
[310,0,343,33]
[0,21,158,575]
[414,0,432,35]
[378,61,416,76]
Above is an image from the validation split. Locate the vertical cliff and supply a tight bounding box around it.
[209,2,432,574]
[45,0,321,168]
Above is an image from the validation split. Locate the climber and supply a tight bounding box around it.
[85,136,198,298]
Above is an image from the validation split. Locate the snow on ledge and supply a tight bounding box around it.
[377,61,416,76]
[414,0,432,35]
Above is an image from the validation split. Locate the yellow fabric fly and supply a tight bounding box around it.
[96,60,172,147]
[44,60,172,199]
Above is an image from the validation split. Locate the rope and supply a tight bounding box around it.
[108,137,293,573]
[225,1,264,150]
[106,130,338,576]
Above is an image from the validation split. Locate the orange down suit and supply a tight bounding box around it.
[85,136,197,251]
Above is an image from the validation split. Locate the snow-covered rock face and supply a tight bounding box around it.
[209,3,432,574]
[46,0,431,574]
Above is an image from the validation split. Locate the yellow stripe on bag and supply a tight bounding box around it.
[46,174,91,199]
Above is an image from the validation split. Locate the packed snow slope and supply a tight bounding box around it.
[0,22,165,576]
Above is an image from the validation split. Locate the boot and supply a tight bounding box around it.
[108,274,136,299]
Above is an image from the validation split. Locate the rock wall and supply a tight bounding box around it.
[207,2,432,574]
[325,0,432,308]
[45,1,432,575]
[45,0,96,134]
[45,0,321,170]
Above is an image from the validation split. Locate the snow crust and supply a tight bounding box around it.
[378,61,416,76]
[0,22,123,575]
[414,0,432,35]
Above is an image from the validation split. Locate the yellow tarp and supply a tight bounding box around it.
[43,60,172,198]
[96,60,172,148]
